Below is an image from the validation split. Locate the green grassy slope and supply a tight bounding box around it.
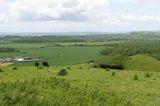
[125,55,160,72]
[0,64,160,105]
[93,55,126,66]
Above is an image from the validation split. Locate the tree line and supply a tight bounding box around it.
[0,47,15,52]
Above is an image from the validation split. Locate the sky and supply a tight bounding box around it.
[0,0,160,32]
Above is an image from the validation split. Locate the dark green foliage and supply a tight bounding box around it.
[58,69,68,76]
[0,69,3,72]
[12,67,18,70]
[133,74,138,80]
[101,41,160,59]
[0,47,15,52]
[11,36,87,43]
[112,72,116,76]
[34,62,39,67]
[100,64,124,70]
[93,65,98,68]
[79,67,82,69]
[145,73,152,78]
[95,55,126,69]
[67,67,71,69]
[42,61,49,67]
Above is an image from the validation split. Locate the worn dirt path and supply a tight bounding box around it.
[0,63,14,67]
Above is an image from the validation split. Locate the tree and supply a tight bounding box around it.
[43,61,49,67]
[35,62,40,68]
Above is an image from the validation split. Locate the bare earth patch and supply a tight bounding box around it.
[0,62,14,67]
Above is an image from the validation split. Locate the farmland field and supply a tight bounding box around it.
[0,32,160,106]
[0,45,105,66]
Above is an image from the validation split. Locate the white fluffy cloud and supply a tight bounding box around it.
[112,0,160,3]
[0,13,8,23]
[8,0,109,22]
[0,0,160,24]
[0,0,160,32]
[120,15,160,25]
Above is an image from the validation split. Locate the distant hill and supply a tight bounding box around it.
[125,55,160,72]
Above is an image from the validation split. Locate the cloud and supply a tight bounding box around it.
[120,15,160,23]
[1,0,160,32]
[1,0,159,24]
[101,14,160,26]
[112,0,160,4]
[0,13,8,23]
[9,0,109,22]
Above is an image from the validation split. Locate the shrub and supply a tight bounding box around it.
[42,61,49,67]
[133,74,138,80]
[12,67,18,70]
[58,69,68,76]
[67,67,71,69]
[145,73,152,78]
[35,62,40,67]
[79,67,82,69]
[93,66,98,68]
[112,72,116,76]
[99,64,124,70]
[0,69,3,72]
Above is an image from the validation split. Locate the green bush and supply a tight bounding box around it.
[67,67,71,69]
[133,74,138,80]
[58,69,68,76]
[0,69,3,72]
[112,72,116,76]
[12,67,18,70]
[35,62,39,67]
[145,73,152,78]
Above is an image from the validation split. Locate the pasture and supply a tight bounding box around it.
[0,64,160,105]
[0,44,105,66]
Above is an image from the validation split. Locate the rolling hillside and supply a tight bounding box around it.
[126,55,160,72]
[93,54,160,72]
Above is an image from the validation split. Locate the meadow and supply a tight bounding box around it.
[0,32,160,106]
[0,64,160,106]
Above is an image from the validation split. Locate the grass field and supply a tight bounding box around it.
[0,64,160,106]
[126,55,160,72]
[0,45,105,66]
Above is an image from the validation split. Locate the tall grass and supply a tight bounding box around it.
[0,77,136,106]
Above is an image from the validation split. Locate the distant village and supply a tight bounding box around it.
[0,57,43,63]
